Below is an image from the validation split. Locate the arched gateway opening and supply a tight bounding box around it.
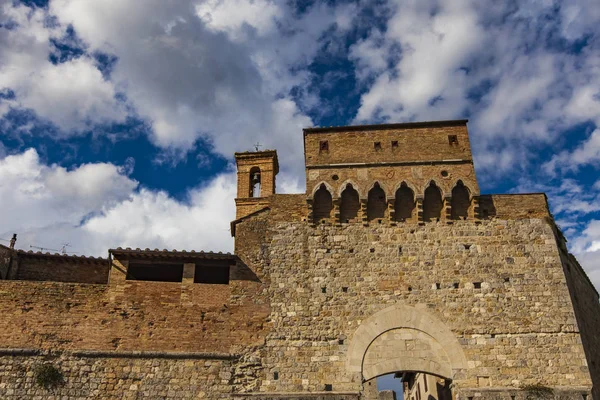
[346,304,467,399]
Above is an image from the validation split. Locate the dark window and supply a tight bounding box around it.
[313,184,333,224]
[319,140,329,152]
[340,184,360,223]
[273,372,279,380]
[391,140,399,148]
[473,282,482,289]
[394,183,415,221]
[194,265,230,284]
[374,141,382,150]
[367,182,387,221]
[324,384,333,391]
[126,263,184,282]
[448,135,458,145]
[423,182,443,222]
[451,181,470,220]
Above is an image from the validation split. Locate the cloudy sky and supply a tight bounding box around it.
[0,0,599,290]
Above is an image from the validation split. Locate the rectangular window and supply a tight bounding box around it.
[194,265,230,284]
[448,135,458,145]
[392,140,399,148]
[126,263,184,282]
[374,142,382,150]
[319,140,329,152]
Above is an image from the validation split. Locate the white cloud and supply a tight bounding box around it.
[0,148,137,232]
[353,0,485,123]
[0,2,126,131]
[543,129,600,175]
[571,219,600,291]
[0,148,236,256]
[196,0,283,41]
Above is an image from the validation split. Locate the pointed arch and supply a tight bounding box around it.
[451,180,471,220]
[312,184,333,223]
[310,181,335,198]
[394,182,415,221]
[367,182,387,221]
[346,304,468,381]
[423,181,443,222]
[338,180,362,198]
[340,184,360,223]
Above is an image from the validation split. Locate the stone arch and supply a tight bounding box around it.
[249,166,261,197]
[310,181,335,198]
[394,182,415,221]
[367,182,387,221]
[312,184,333,223]
[423,181,443,222]
[337,180,362,198]
[451,180,471,220]
[340,184,360,223]
[346,304,467,381]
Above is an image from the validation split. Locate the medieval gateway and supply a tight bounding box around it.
[0,120,599,399]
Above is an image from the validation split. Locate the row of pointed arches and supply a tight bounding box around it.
[311,180,472,224]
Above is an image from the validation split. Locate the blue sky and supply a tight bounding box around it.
[0,0,599,289]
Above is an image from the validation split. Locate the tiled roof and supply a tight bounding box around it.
[14,249,107,262]
[109,247,237,261]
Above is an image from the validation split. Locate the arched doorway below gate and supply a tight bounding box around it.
[364,372,452,400]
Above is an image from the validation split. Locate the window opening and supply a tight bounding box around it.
[392,140,399,148]
[319,140,329,152]
[313,184,333,224]
[367,182,387,221]
[126,263,184,283]
[374,142,382,150]
[194,265,230,284]
[448,135,458,145]
[394,183,415,222]
[423,182,443,222]
[249,167,261,198]
[340,184,360,223]
[451,181,470,220]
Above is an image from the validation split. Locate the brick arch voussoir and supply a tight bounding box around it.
[338,180,363,199]
[311,181,336,199]
[367,181,390,200]
[346,304,468,380]
[393,181,418,200]
[451,179,473,201]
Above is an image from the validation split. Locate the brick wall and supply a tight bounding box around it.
[14,254,109,284]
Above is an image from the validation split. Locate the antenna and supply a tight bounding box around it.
[253,142,262,152]
[30,245,61,253]
[29,242,78,254]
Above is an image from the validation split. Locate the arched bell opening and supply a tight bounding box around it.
[423,182,443,222]
[340,184,360,223]
[451,180,470,220]
[313,184,333,224]
[249,166,261,198]
[367,183,387,221]
[394,183,415,222]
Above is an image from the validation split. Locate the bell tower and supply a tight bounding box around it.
[234,150,279,219]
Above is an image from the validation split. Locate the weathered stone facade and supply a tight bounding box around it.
[0,120,598,399]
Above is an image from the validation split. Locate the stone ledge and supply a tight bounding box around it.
[0,348,239,360]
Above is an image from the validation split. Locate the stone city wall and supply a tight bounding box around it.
[241,213,593,397]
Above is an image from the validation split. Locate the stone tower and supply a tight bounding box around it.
[234,149,279,219]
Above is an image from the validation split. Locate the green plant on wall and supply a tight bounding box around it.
[33,364,64,390]
[522,384,554,399]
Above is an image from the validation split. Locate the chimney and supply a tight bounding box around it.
[9,234,16,250]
